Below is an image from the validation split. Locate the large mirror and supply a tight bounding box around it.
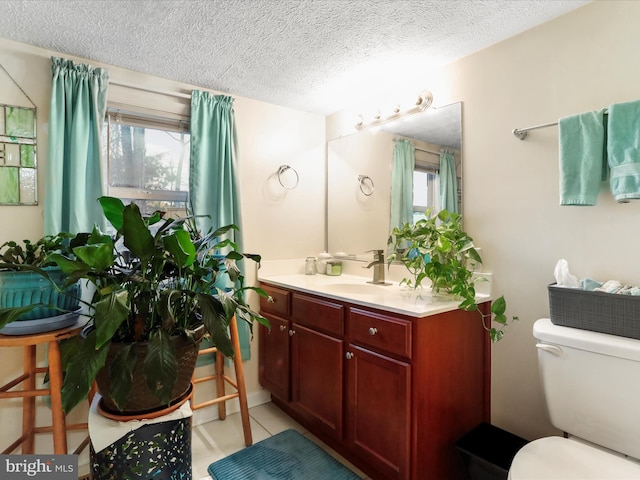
[327,102,462,256]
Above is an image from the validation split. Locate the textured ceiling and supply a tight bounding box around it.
[0,0,589,115]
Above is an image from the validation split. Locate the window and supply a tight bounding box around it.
[412,165,439,223]
[101,110,190,216]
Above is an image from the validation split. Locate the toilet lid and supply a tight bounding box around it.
[508,437,640,479]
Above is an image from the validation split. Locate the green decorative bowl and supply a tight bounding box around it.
[0,267,81,321]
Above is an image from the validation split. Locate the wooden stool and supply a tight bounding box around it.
[191,315,252,446]
[0,322,88,454]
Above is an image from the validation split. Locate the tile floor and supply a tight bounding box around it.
[191,402,370,480]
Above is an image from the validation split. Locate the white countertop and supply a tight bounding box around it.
[258,272,491,318]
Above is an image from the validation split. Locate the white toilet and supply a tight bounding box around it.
[508,318,640,479]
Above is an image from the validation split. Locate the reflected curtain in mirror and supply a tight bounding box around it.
[44,57,109,234]
[439,150,459,214]
[390,139,415,232]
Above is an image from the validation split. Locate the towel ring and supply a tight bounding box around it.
[277,165,299,190]
[357,175,374,196]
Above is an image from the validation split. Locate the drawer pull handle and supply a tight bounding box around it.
[368,327,378,336]
[279,325,286,332]
[345,352,354,360]
[289,329,295,336]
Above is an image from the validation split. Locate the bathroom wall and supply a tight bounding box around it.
[0,37,325,454]
[457,0,640,440]
[329,1,640,441]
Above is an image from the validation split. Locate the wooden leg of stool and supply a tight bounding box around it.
[230,317,252,446]
[22,345,36,454]
[47,340,67,454]
[215,350,226,420]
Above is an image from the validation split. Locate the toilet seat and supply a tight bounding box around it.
[508,436,640,479]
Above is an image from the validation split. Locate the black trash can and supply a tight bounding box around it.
[456,422,529,480]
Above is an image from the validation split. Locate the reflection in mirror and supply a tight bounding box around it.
[327,102,462,257]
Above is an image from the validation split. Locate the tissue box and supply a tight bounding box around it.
[548,283,640,340]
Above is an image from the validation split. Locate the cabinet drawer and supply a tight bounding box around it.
[292,294,344,336]
[348,308,412,359]
[260,284,291,318]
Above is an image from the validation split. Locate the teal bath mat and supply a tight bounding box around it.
[208,429,361,479]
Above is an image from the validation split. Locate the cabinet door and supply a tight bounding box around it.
[258,313,290,401]
[346,345,411,480]
[291,323,344,441]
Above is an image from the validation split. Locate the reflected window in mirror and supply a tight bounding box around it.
[413,166,439,224]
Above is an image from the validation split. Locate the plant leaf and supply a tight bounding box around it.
[72,243,114,271]
[94,290,130,349]
[197,293,234,357]
[61,329,109,414]
[98,196,126,232]
[164,229,196,268]
[107,344,136,410]
[122,203,155,262]
[0,304,46,329]
[491,296,507,316]
[144,329,177,405]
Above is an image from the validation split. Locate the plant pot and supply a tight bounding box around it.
[96,325,205,415]
[0,267,81,321]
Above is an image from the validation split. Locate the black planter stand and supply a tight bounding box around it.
[89,396,193,480]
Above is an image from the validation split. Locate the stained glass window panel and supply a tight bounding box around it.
[20,144,36,167]
[5,143,19,166]
[0,167,19,203]
[5,107,35,138]
[19,167,37,204]
[0,103,37,205]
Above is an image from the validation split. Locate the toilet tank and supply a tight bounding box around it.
[534,318,640,460]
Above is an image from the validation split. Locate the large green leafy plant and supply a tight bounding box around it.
[388,209,517,342]
[48,196,269,413]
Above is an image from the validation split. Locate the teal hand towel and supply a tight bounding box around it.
[558,109,606,206]
[607,100,640,203]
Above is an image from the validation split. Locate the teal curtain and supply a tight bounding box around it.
[390,139,415,231]
[44,57,109,235]
[189,90,251,361]
[439,150,459,213]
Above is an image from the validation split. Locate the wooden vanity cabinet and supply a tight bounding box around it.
[345,308,412,480]
[290,293,345,441]
[258,285,291,401]
[259,282,490,480]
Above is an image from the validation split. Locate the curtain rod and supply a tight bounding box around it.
[394,138,442,156]
[513,110,610,140]
[415,146,441,155]
[109,79,192,100]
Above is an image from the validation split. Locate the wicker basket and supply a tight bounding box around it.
[548,283,640,340]
[97,326,205,414]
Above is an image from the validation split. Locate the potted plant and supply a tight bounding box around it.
[44,196,269,415]
[388,208,517,342]
[0,233,81,329]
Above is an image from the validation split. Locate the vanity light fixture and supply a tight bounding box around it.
[355,90,433,131]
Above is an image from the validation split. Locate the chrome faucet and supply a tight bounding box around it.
[366,250,390,285]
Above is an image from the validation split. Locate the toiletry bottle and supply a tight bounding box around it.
[305,257,317,275]
[317,252,332,275]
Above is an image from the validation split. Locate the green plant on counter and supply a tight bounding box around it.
[388,208,517,342]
